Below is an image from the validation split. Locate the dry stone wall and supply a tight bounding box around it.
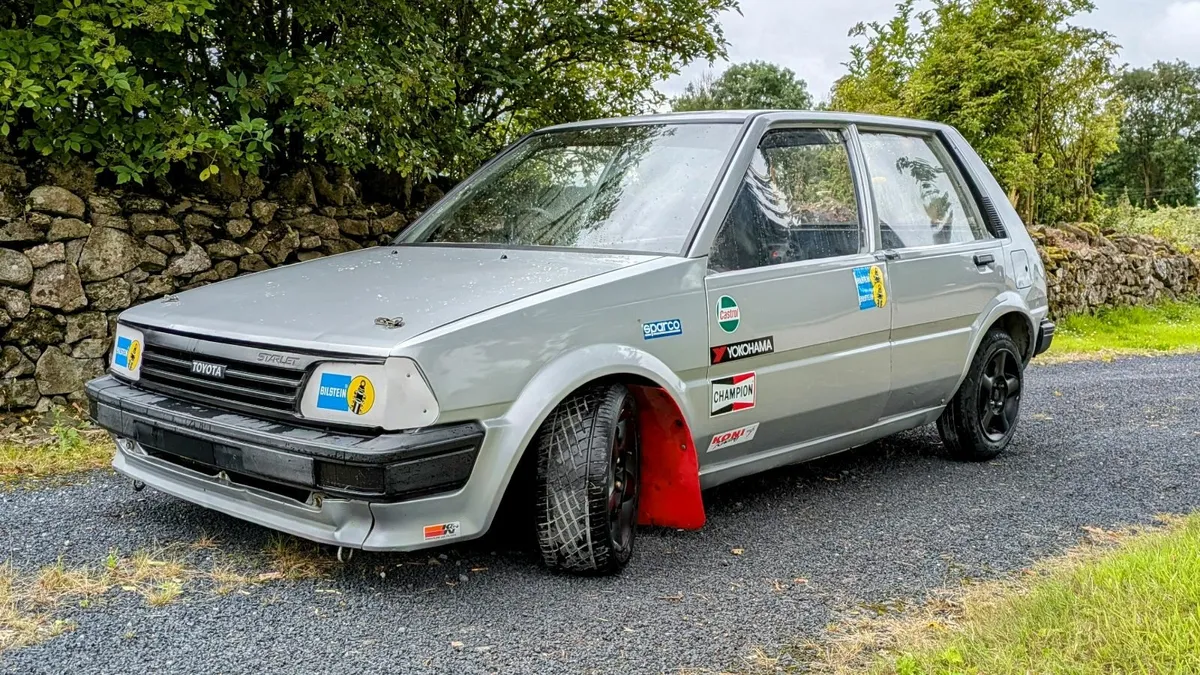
[1030,224,1200,318]
[1,155,1199,411]
[0,159,410,412]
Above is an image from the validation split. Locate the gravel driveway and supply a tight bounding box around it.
[4,355,1198,674]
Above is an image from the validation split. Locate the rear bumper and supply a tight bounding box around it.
[86,376,494,550]
[1034,319,1056,356]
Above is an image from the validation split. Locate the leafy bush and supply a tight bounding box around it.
[1097,199,1200,253]
[0,0,733,187]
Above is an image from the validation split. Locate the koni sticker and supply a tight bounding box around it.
[716,295,740,333]
[711,336,774,365]
[642,318,683,340]
[853,265,888,310]
[423,521,461,541]
[113,336,141,371]
[711,371,756,416]
[316,373,376,415]
[707,423,760,453]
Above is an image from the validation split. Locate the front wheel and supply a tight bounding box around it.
[534,384,640,574]
[937,330,1024,461]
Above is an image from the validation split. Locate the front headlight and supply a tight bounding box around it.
[299,357,439,430]
[110,324,145,381]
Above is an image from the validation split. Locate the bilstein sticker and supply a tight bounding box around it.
[316,373,376,415]
[711,371,756,416]
[716,295,740,333]
[423,521,461,541]
[853,265,888,310]
[711,336,774,365]
[707,423,760,453]
[643,318,683,340]
[114,336,141,371]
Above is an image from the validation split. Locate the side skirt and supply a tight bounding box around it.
[697,406,945,490]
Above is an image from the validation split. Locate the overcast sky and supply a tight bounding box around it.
[659,0,1200,103]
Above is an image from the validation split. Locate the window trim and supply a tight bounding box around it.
[704,122,875,277]
[853,126,996,251]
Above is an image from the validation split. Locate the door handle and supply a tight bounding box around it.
[873,249,900,261]
[973,253,995,267]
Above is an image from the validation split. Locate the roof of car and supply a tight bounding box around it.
[539,110,954,134]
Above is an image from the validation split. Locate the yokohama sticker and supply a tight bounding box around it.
[707,423,760,453]
[711,336,774,365]
[423,521,461,541]
[710,371,756,416]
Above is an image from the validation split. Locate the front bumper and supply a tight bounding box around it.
[1034,319,1056,356]
[86,376,490,550]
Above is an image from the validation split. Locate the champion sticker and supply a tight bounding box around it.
[707,423,760,453]
[711,371,756,416]
[853,265,888,310]
[423,521,461,541]
[716,295,740,333]
[316,373,376,415]
[643,318,683,340]
[711,336,774,365]
[113,336,141,371]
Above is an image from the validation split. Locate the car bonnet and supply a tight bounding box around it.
[118,245,660,354]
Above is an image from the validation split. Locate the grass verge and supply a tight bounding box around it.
[0,408,113,485]
[0,535,339,652]
[1044,301,1200,362]
[784,514,1200,674]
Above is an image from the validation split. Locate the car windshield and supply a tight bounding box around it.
[397,123,741,254]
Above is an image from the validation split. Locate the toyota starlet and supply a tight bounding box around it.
[87,111,1053,574]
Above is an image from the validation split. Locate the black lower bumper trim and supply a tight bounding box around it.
[1035,319,1056,356]
[86,376,482,502]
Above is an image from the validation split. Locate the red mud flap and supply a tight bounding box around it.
[630,386,705,530]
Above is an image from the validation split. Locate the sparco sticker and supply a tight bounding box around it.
[711,336,774,365]
[707,423,760,453]
[642,318,683,340]
[711,371,756,416]
[716,295,740,333]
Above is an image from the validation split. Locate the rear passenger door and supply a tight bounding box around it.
[700,127,892,463]
[856,130,1007,418]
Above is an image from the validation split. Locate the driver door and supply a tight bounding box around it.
[699,126,892,464]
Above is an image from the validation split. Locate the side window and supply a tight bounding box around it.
[709,129,863,273]
[859,132,991,248]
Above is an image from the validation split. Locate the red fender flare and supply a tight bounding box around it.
[630,385,706,530]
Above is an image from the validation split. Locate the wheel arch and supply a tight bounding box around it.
[952,294,1037,393]
[495,345,706,532]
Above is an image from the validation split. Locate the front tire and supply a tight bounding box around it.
[937,330,1024,461]
[534,384,640,575]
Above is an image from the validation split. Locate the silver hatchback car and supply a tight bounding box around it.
[87,111,1054,575]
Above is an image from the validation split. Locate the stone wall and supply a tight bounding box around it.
[2,156,1199,411]
[0,160,411,412]
[1031,224,1200,318]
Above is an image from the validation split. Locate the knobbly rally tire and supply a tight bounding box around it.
[937,330,1025,462]
[534,383,640,575]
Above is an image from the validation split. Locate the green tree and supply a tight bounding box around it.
[1096,61,1200,208]
[0,0,735,188]
[672,61,813,111]
[831,0,1121,224]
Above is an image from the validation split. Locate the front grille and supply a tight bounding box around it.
[138,343,306,418]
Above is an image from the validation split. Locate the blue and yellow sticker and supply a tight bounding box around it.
[114,336,141,370]
[853,265,888,310]
[316,373,376,415]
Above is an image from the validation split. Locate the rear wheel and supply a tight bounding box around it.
[534,384,640,574]
[937,330,1024,461]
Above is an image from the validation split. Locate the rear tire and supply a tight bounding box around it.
[937,330,1024,461]
[534,384,640,575]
